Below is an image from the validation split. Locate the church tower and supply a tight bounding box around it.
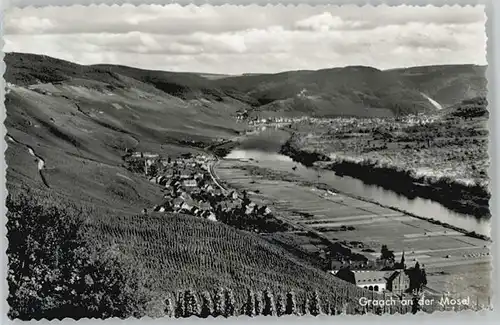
[397,251,406,270]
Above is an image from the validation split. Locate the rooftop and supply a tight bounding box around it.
[352,270,394,284]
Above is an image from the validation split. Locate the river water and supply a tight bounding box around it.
[225,149,490,237]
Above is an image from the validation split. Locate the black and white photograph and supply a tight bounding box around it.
[2,2,493,320]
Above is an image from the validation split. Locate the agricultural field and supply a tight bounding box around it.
[214,158,492,304]
[84,210,374,308]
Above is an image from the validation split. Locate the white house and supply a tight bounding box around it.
[333,269,388,292]
[173,198,184,209]
[352,271,388,292]
[245,206,255,215]
[183,179,197,187]
[333,254,410,293]
[180,202,193,211]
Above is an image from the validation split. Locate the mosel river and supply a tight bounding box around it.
[225,148,490,237]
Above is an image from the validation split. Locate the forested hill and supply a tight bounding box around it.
[5,52,487,118]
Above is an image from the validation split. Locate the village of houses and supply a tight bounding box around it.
[124,149,428,300]
[124,150,276,233]
[124,149,428,301]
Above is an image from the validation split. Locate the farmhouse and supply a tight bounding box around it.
[155,175,168,185]
[180,202,193,212]
[143,153,159,159]
[153,205,166,213]
[245,205,255,215]
[172,197,184,209]
[257,205,271,215]
[203,184,214,192]
[180,191,193,202]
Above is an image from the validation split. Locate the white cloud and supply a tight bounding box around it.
[3,4,487,74]
[7,15,55,34]
[294,12,368,32]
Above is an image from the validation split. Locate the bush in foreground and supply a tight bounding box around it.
[6,189,162,320]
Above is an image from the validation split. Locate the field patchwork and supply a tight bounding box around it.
[214,159,491,301]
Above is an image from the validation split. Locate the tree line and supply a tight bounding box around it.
[166,288,344,318]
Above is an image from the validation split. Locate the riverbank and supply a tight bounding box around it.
[279,139,491,221]
[279,138,330,167]
[226,156,490,242]
[214,157,491,302]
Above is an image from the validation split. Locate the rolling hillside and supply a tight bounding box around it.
[5,52,376,317]
[84,207,374,311]
[4,52,488,235]
[216,67,433,117]
[4,52,488,228]
[6,53,487,120]
[7,185,377,318]
[215,64,486,118]
[390,64,487,107]
[4,52,487,317]
[5,52,249,213]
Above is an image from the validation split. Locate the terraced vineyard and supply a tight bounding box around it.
[84,210,382,312]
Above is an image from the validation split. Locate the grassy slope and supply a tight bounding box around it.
[5,52,248,213]
[5,52,375,313]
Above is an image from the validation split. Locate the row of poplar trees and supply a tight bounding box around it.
[165,288,341,318]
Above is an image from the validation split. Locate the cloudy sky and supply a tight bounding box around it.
[3,4,487,74]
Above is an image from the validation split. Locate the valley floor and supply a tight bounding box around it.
[213,157,491,306]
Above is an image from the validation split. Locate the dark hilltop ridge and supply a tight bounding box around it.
[6,52,487,119]
[214,64,486,118]
[4,52,488,319]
